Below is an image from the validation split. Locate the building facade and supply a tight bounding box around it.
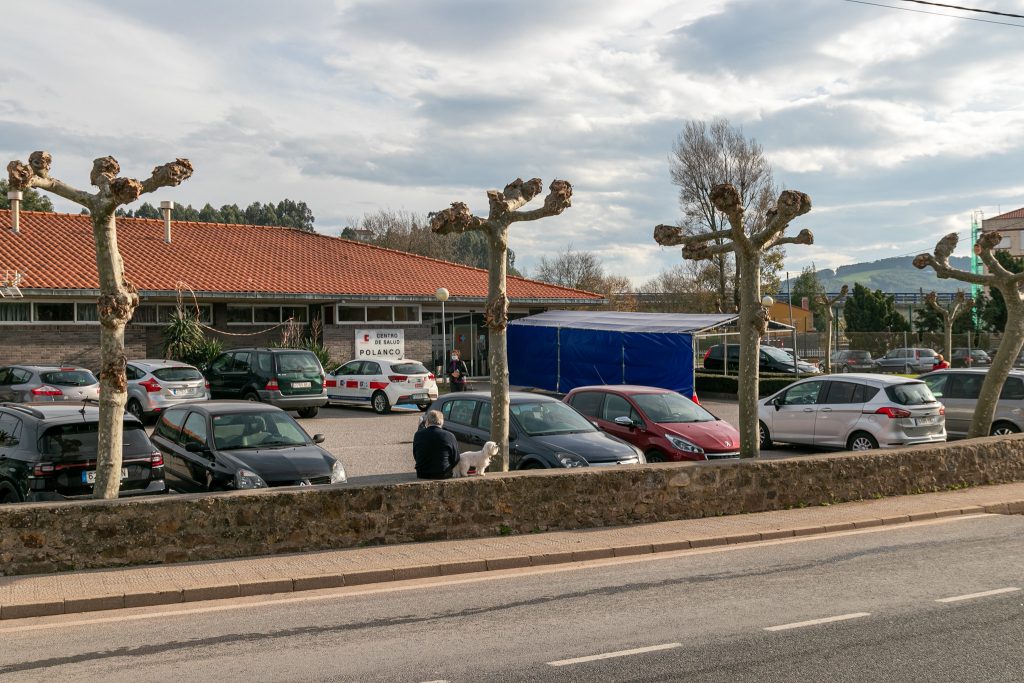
[0,210,603,372]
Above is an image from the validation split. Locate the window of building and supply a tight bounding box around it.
[253,306,282,323]
[335,304,420,324]
[34,302,76,322]
[76,303,99,322]
[0,302,30,323]
[133,304,212,325]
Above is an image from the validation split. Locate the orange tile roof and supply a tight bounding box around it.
[0,210,603,303]
[989,207,1024,220]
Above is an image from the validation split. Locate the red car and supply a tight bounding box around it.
[563,385,741,462]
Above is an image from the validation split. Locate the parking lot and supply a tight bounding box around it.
[286,397,806,485]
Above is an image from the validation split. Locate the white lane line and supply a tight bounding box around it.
[548,642,681,667]
[765,612,871,632]
[936,587,1020,603]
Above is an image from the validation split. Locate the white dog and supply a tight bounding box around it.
[454,441,498,477]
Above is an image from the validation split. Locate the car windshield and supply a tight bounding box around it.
[40,370,97,387]
[391,362,429,375]
[632,392,716,423]
[39,422,151,458]
[276,352,320,374]
[762,347,793,362]
[885,382,937,406]
[510,401,596,436]
[152,367,203,382]
[212,411,310,449]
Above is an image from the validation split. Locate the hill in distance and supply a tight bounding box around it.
[812,255,972,293]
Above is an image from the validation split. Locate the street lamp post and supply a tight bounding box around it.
[436,287,449,382]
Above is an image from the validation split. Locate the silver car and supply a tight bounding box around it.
[919,368,1024,438]
[0,365,100,403]
[758,373,946,451]
[126,359,209,421]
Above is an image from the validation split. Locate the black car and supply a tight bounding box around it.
[150,401,346,491]
[205,348,328,418]
[702,344,820,375]
[950,348,991,368]
[830,350,874,372]
[422,391,645,469]
[0,402,166,503]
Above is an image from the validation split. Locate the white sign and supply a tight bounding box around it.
[355,329,405,358]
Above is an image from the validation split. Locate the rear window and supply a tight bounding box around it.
[885,383,937,406]
[275,352,321,373]
[152,367,203,382]
[39,422,152,457]
[391,362,429,375]
[849,351,871,360]
[40,370,97,386]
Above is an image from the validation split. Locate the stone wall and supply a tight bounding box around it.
[3,436,1024,576]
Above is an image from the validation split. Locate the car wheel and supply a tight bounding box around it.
[759,421,773,450]
[0,481,21,504]
[297,406,319,419]
[847,432,878,451]
[417,404,430,412]
[645,450,666,463]
[244,391,261,403]
[127,398,144,421]
[371,391,391,415]
[990,421,1020,436]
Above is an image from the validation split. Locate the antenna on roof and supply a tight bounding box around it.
[0,269,25,298]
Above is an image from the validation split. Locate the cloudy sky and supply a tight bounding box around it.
[3,0,1023,284]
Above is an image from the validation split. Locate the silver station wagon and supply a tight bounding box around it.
[919,368,1024,438]
[758,374,946,451]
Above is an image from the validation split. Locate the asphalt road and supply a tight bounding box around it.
[2,515,1021,682]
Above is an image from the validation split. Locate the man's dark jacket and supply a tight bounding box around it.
[413,425,461,478]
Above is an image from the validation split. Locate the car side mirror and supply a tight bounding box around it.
[613,416,636,428]
[313,433,326,444]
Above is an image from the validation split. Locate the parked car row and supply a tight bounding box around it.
[0,398,348,504]
[703,344,821,375]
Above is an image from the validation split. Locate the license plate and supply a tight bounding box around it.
[83,468,128,483]
[293,381,311,389]
[171,388,192,396]
[412,393,428,400]
[414,382,424,388]
[913,416,937,426]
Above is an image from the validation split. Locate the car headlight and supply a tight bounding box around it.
[555,452,589,468]
[330,459,347,484]
[667,434,705,456]
[234,468,267,489]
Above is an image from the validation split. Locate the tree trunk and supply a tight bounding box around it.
[486,226,511,471]
[736,250,762,458]
[943,318,953,361]
[91,210,136,499]
[822,313,833,374]
[969,296,1024,438]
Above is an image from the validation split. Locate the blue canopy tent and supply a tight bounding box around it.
[507,310,793,396]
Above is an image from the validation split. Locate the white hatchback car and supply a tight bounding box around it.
[758,373,946,451]
[325,359,438,414]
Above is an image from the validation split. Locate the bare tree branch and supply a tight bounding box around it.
[507,179,573,223]
[913,232,994,286]
[139,158,195,196]
[754,190,813,248]
[487,177,544,219]
[7,153,94,207]
[764,228,814,250]
[429,202,490,235]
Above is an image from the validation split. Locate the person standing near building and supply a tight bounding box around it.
[413,410,461,479]
[447,349,469,392]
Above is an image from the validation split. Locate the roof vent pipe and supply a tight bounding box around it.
[160,201,174,243]
[8,191,22,234]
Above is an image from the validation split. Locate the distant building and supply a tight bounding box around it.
[982,207,1024,261]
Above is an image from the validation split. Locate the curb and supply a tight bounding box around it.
[2,500,1022,621]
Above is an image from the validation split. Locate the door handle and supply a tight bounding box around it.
[803,408,814,412]
[820,408,832,413]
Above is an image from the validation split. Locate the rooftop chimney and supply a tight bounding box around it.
[160,201,174,243]
[8,190,22,234]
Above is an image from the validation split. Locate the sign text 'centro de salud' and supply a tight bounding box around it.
[355,329,405,358]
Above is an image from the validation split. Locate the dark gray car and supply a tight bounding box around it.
[919,368,1024,438]
[422,391,645,469]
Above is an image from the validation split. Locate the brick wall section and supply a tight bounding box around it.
[0,326,148,368]
[2,436,1024,576]
[324,324,431,366]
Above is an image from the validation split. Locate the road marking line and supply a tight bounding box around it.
[765,612,871,631]
[548,642,681,667]
[0,514,996,633]
[936,587,1020,603]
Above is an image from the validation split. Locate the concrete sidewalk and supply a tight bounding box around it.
[2,483,1023,621]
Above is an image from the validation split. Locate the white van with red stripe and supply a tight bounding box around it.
[325,359,438,414]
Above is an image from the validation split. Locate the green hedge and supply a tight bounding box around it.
[695,373,803,398]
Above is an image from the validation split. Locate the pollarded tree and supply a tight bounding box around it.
[816,285,848,374]
[925,290,972,361]
[6,151,193,498]
[430,178,573,471]
[655,183,812,458]
[914,232,1021,438]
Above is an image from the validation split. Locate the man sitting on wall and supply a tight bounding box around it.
[413,410,461,480]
